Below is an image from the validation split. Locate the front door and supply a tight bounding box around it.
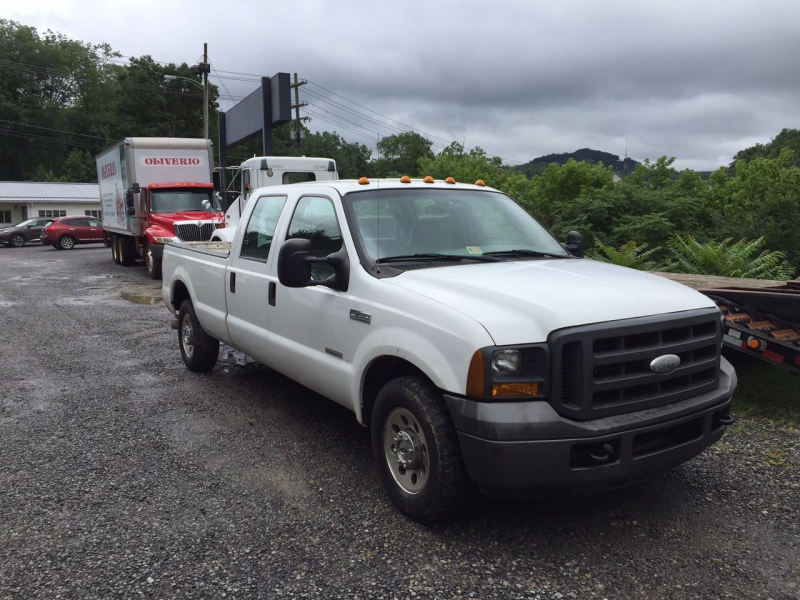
[267,194,355,406]
[87,219,104,242]
[225,193,288,358]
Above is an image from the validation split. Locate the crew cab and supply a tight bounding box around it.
[162,177,737,522]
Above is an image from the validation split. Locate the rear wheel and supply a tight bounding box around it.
[118,235,135,266]
[10,234,25,248]
[178,299,219,372]
[371,376,473,523]
[145,243,162,279]
[111,235,121,264]
[58,235,75,250]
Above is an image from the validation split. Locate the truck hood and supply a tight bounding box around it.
[384,259,716,345]
[148,211,223,231]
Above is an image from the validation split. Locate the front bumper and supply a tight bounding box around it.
[445,358,737,496]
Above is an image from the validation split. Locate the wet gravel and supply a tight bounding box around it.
[0,244,798,600]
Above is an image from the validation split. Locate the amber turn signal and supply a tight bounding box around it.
[747,338,760,349]
[423,175,434,183]
[466,350,484,398]
[358,176,370,185]
[475,179,486,187]
[492,382,539,397]
[445,176,456,184]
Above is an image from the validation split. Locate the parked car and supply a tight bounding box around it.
[41,216,105,250]
[0,217,53,247]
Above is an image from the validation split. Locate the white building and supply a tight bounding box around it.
[0,182,101,226]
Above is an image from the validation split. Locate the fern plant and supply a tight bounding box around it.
[589,240,662,271]
[660,235,796,280]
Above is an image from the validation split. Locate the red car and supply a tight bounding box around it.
[41,216,105,250]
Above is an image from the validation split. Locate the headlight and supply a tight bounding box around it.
[467,344,549,400]
[153,236,177,244]
[492,349,521,374]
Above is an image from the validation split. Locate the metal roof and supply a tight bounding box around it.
[0,181,100,203]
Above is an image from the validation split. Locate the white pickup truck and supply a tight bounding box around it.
[162,177,737,522]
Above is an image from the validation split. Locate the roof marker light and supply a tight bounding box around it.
[400,175,411,183]
[445,177,456,184]
[475,179,486,187]
[423,176,434,184]
[358,177,370,185]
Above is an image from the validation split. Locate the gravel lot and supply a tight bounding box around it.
[0,244,798,600]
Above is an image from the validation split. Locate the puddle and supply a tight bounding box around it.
[120,292,161,305]
[219,345,260,373]
[0,301,17,307]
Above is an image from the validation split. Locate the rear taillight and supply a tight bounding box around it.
[46,227,54,232]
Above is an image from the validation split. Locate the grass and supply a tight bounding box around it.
[727,351,800,426]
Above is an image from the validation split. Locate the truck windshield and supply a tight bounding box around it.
[150,190,217,213]
[345,188,570,262]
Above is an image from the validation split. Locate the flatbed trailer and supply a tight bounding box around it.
[657,274,800,375]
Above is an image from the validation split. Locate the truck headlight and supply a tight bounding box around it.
[153,236,177,244]
[492,349,521,374]
[467,344,549,400]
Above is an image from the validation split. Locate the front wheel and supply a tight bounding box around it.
[10,234,25,247]
[58,235,75,250]
[371,376,473,523]
[145,244,162,279]
[178,299,219,372]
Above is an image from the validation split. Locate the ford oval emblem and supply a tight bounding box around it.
[650,354,681,374]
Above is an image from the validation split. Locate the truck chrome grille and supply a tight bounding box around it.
[550,309,722,420]
[174,221,219,242]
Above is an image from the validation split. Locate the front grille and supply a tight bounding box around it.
[549,309,721,420]
[174,222,219,242]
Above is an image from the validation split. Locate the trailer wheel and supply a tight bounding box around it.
[58,235,75,250]
[145,243,162,279]
[178,299,219,372]
[371,376,473,523]
[118,236,135,266]
[111,235,121,264]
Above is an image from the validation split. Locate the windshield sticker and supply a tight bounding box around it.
[466,246,483,255]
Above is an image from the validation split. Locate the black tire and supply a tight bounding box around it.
[58,235,75,250]
[371,376,473,523]
[10,234,25,248]
[118,235,135,266]
[178,299,219,372]
[111,235,121,265]
[145,243,162,279]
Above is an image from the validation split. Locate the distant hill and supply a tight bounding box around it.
[732,128,800,168]
[514,148,640,178]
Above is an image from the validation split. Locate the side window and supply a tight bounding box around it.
[241,169,251,202]
[287,196,343,281]
[240,195,287,262]
[89,220,102,227]
[282,172,316,185]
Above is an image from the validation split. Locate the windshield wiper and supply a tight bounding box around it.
[377,253,498,263]
[483,249,569,259]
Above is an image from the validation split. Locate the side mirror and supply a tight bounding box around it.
[277,238,350,291]
[132,183,140,194]
[126,189,134,208]
[201,199,212,211]
[565,231,584,258]
[127,206,136,216]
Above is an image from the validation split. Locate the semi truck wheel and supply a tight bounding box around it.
[371,376,472,523]
[58,235,75,250]
[145,243,162,279]
[178,299,219,372]
[119,236,135,266]
[111,235,121,264]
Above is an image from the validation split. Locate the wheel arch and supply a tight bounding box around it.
[360,355,431,429]
[171,279,192,314]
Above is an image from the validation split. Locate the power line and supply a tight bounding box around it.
[0,118,110,141]
[0,130,104,150]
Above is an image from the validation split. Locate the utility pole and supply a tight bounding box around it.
[189,44,211,140]
[290,73,308,148]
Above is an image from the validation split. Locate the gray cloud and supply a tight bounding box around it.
[7,0,800,169]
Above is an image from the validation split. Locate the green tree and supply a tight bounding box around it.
[373,131,434,177]
[660,235,796,280]
[589,240,661,270]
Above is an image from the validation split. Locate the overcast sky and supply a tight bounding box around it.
[3,0,800,170]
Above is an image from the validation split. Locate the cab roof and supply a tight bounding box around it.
[251,178,500,195]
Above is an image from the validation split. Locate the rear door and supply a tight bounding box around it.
[225,193,289,358]
[60,218,86,241]
[29,218,50,242]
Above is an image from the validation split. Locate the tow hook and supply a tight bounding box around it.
[718,415,735,426]
[588,443,616,465]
